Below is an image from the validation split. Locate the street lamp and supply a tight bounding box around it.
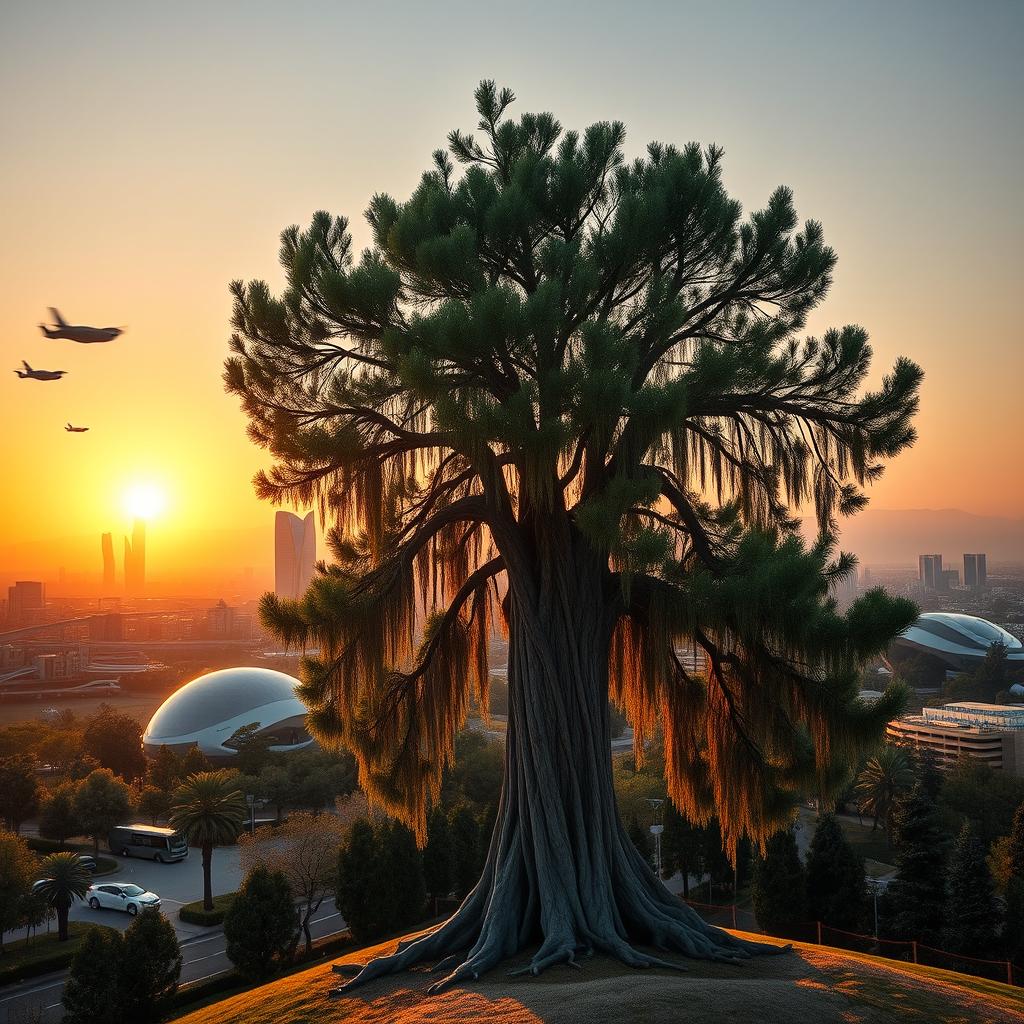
[646,798,665,877]
[245,793,256,834]
[865,877,888,941]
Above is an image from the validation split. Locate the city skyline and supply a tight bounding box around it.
[0,1,1021,590]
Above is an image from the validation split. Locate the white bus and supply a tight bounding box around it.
[108,824,188,862]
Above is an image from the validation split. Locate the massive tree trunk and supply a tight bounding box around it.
[334,530,781,995]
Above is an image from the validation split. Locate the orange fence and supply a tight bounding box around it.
[680,897,1019,987]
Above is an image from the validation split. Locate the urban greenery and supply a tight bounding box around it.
[170,770,247,912]
[224,866,296,981]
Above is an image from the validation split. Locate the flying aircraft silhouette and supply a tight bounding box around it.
[65,423,89,433]
[40,309,123,344]
[13,361,67,381]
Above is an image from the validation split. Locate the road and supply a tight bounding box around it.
[0,844,347,1023]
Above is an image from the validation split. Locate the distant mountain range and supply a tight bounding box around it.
[819,508,1024,567]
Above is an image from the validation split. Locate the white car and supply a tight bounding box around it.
[86,882,161,915]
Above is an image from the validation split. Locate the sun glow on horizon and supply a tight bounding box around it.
[122,482,167,521]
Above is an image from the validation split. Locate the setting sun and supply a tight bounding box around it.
[122,482,167,521]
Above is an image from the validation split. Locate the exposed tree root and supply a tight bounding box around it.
[328,569,791,999]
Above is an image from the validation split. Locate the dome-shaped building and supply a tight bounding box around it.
[888,612,1024,677]
[142,667,314,760]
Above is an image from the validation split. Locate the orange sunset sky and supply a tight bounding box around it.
[1,1,1021,596]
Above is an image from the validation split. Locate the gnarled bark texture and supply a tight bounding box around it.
[333,536,781,995]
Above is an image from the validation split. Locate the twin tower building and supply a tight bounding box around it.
[275,510,316,600]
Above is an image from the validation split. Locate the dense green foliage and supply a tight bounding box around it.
[941,759,1024,849]
[0,829,36,951]
[120,909,183,1023]
[883,785,949,944]
[805,813,866,930]
[446,803,482,898]
[752,829,807,934]
[336,818,426,943]
[336,819,385,942]
[224,866,296,980]
[943,822,998,956]
[62,926,124,1024]
[63,912,181,1024]
[422,807,454,901]
[38,782,81,844]
[236,748,358,820]
[81,706,147,782]
[73,768,132,857]
[0,754,40,832]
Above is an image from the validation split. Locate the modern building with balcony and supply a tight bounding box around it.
[887,702,1024,775]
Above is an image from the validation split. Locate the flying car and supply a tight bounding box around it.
[40,308,123,344]
[13,361,66,381]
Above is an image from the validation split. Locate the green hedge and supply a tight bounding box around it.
[179,893,236,926]
[0,923,119,986]
[25,838,118,875]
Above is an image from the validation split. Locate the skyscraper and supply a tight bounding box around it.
[964,553,988,590]
[919,554,942,591]
[275,511,316,600]
[101,532,115,589]
[124,519,146,594]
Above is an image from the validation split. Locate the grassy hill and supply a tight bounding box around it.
[172,929,1024,1024]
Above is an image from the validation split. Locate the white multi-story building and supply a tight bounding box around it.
[274,511,316,600]
[888,702,1024,775]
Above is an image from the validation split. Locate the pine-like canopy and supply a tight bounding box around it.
[226,82,920,860]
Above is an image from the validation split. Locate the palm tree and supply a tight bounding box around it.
[855,746,915,838]
[36,852,92,941]
[170,770,247,911]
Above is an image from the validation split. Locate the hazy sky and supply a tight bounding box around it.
[1,0,1021,589]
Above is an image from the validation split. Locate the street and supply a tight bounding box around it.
[0,845,347,1023]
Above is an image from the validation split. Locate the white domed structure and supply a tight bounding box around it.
[142,667,314,760]
[889,612,1024,675]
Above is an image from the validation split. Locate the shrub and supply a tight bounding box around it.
[179,893,236,926]
[120,908,182,1023]
[224,866,295,980]
[62,926,123,1024]
[752,829,807,934]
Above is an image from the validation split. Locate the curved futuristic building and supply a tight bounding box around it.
[142,667,314,759]
[888,612,1024,676]
[275,511,315,600]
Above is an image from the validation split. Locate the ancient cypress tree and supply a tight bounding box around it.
[225,82,921,991]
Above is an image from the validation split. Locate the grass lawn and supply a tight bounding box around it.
[0,922,118,984]
[169,927,1024,1024]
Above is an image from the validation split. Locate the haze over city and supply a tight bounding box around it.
[1,0,1021,597]
[5,4,1024,1024]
